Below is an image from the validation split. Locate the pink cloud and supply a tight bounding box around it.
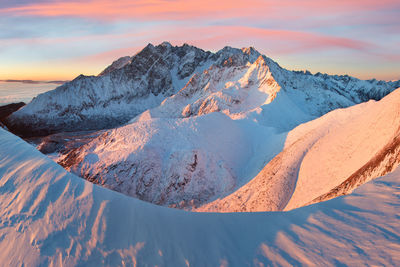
[2,0,398,21]
[161,26,374,53]
[1,22,378,63]
[73,25,375,66]
[0,0,262,20]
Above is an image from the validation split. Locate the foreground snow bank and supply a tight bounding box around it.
[0,128,399,266]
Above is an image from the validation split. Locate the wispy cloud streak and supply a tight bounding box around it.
[0,0,398,80]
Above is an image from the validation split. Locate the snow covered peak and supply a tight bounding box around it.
[241,46,256,54]
[212,45,263,67]
[5,42,400,137]
[242,46,262,60]
[142,52,280,121]
[162,41,172,46]
[98,55,132,76]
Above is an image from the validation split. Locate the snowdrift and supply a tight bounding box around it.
[0,128,399,266]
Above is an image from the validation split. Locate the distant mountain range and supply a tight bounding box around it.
[0,79,68,85]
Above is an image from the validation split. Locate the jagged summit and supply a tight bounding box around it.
[5,42,400,137]
[4,43,271,136]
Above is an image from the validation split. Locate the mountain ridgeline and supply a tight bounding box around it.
[5,42,400,137]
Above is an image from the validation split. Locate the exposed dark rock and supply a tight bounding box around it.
[0,102,25,132]
[0,102,25,122]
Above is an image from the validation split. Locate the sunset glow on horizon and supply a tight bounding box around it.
[1,0,399,81]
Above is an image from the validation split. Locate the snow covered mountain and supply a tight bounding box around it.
[0,128,399,266]
[59,86,400,210]
[5,42,400,137]
[5,42,400,210]
[60,112,282,208]
[10,42,391,209]
[5,43,259,136]
[1,42,400,265]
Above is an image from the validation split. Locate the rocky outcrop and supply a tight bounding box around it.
[0,102,25,122]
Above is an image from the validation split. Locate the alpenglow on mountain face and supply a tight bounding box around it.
[5,42,400,137]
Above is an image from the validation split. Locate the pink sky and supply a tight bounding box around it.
[0,0,399,80]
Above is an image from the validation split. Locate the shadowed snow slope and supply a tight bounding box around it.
[0,128,399,266]
[198,88,400,212]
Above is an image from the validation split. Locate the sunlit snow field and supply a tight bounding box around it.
[0,81,57,105]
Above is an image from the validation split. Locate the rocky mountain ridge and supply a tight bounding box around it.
[6,42,400,137]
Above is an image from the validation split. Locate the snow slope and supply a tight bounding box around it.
[199,88,400,212]
[0,128,399,266]
[6,43,400,137]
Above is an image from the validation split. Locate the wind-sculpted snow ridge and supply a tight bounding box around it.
[0,128,399,266]
[198,88,400,212]
[6,42,400,137]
